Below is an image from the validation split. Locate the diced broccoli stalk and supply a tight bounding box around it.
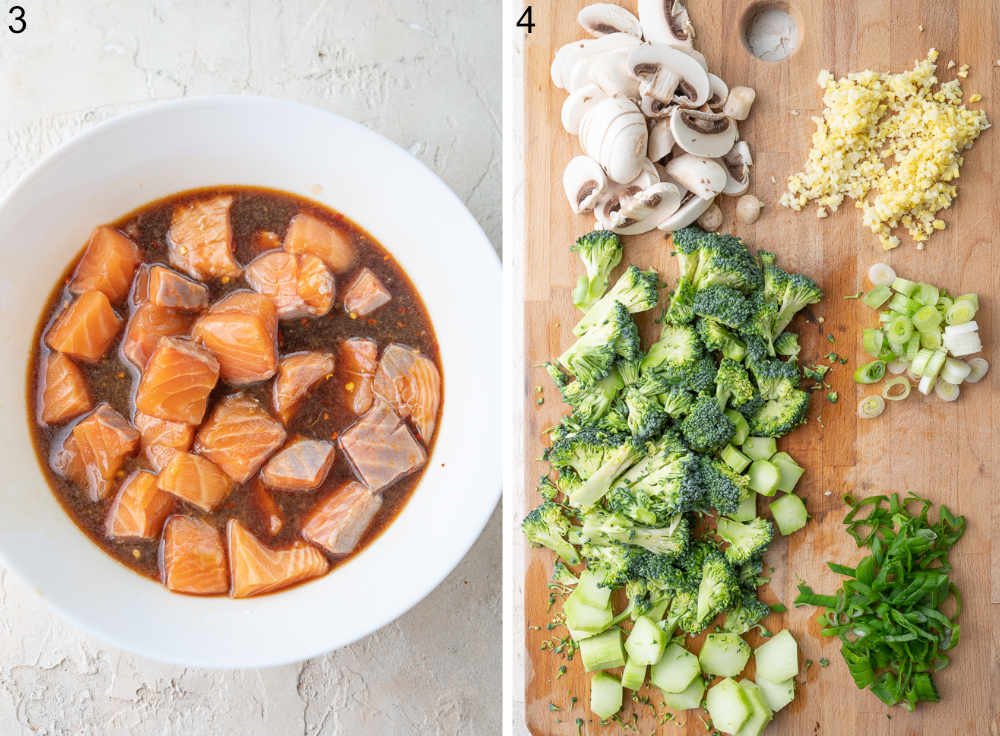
[559,301,640,385]
[692,284,753,329]
[716,516,775,564]
[715,357,756,410]
[680,395,735,452]
[640,323,704,375]
[571,230,623,312]
[521,501,580,565]
[573,265,660,336]
[748,390,811,438]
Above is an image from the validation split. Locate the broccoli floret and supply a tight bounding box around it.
[571,230,623,311]
[538,476,560,501]
[581,510,689,558]
[567,434,645,509]
[774,331,801,358]
[715,357,755,410]
[606,486,670,527]
[748,389,811,438]
[748,357,801,400]
[679,395,735,452]
[560,369,624,424]
[668,356,719,394]
[544,361,570,390]
[757,250,776,267]
[615,436,704,515]
[581,542,638,588]
[628,548,692,593]
[549,560,580,592]
[762,264,790,304]
[774,272,823,335]
[623,383,669,442]
[697,317,746,362]
[640,323,703,374]
[740,292,780,355]
[671,226,710,269]
[723,591,771,634]
[715,516,775,564]
[690,234,763,294]
[665,277,697,325]
[573,265,660,336]
[660,385,696,418]
[802,363,829,382]
[522,502,580,565]
[699,456,749,515]
[685,551,740,634]
[559,301,639,385]
[692,284,753,329]
[543,426,620,478]
[735,556,769,591]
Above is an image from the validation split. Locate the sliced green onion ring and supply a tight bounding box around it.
[911,348,933,376]
[858,394,886,419]
[868,263,896,287]
[904,334,920,362]
[886,314,913,345]
[891,276,918,296]
[923,349,947,379]
[934,381,960,402]
[920,331,942,350]
[882,376,911,401]
[941,358,971,384]
[913,283,940,306]
[917,375,935,395]
[862,285,892,309]
[946,299,977,325]
[854,360,886,384]
[862,328,884,357]
[911,305,942,334]
[887,360,908,375]
[965,357,989,383]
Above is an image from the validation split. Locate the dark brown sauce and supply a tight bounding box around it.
[26,186,442,593]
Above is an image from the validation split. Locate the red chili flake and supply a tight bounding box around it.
[331,431,339,440]
[117,371,125,379]
[300,318,308,325]
[441,463,445,468]
[398,307,405,314]
[383,255,390,261]
[323,412,329,420]
[367,318,376,325]
[396,321,404,328]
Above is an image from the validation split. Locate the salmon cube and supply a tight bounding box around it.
[260,438,336,492]
[192,292,278,385]
[249,480,284,535]
[283,213,355,273]
[160,516,228,595]
[69,226,142,304]
[62,403,140,501]
[373,343,442,443]
[135,337,220,424]
[133,411,194,471]
[302,481,382,556]
[121,302,194,369]
[106,470,174,540]
[38,351,92,425]
[337,338,377,415]
[194,394,286,483]
[144,265,210,311]
[339,400,427,492]
[296,254,336,315]
[157,451,232,512]
[45,290,123,363]
[343,268,391,316]
[244,251,335,320]
[272,351,335,425]
[250,230,282,256]
[227,518,328,598]
[167,194,241,281]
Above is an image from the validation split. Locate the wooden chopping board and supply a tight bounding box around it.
[519,1,999,733]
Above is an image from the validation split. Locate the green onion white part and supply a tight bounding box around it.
[867,262,896,286]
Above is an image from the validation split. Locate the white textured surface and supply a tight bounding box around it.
[0,1,500,733]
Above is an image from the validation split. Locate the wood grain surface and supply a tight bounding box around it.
[518,1,999,733]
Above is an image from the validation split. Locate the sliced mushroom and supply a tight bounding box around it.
[637,0,695,50]
[707,74,729,111]
[627,44,709,110]
[580,97,648,184]
[612,182,684,235]
[579,97,639,163]
[639,96,676,119]
[720,141,752,196]
[647,119,676,162]
[670,109,738,158]
[561,84,607,135]
[656,190,715,231]
[551,33,641,90]
[589,49,641,99]
[664,153,727,199]
[563,156,609,214]
[578,4,642,38]
[682,48,708,71]
[592,161,660,228]
[724,86,757,121]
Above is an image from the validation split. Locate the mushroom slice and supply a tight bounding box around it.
[611,182,683,235]
[720,141,752,196]
[670,108,738,158]
[628,44,709,108]
[561,84,606,135]
[639,96,676,119]
[551,33,641,90]
[589,49,641,99]
[637,0,695,50]
[578,3,642,38]
[657,191,715,231]
[707,74,729,111]
[664,153,727,199]
[682,48,709,71]
[647,119,676,162]
[580,97,647,184]
[579,96,640,163]
[563,156,609,214]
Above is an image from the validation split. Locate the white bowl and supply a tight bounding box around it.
[0,96,500,668]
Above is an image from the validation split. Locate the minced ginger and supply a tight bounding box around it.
[780,49,990,250]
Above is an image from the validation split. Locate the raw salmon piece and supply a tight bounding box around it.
[283,213,355,273]
[301,481,382,556]
[133,411,194,471]
[227,518,328,598]
[337,338,377,415]
[296,254,335,316]
[69,226,142,304]
[250,230,282,256]
[121,302,194,369]
[160,516,228,595]
[194,394,286,483]
[67,403,140,501]
[250,480,284,535]
[192,293,278,385]
[244,252,335,319]
[105,470,174,540]
[51,434,85,487]
[167,195,241,281]
[145,265,210,311]
[260,438,336,492]
[343,268,391,316]
[272,351,335,425]
[135,337,220,424]
[38,351,92,425]
[339,400,427,492]
[372,343,441,443]
[45,290,123,363]
[157,451,232,512]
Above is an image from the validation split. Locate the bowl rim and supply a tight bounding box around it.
[0,94,500,668]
